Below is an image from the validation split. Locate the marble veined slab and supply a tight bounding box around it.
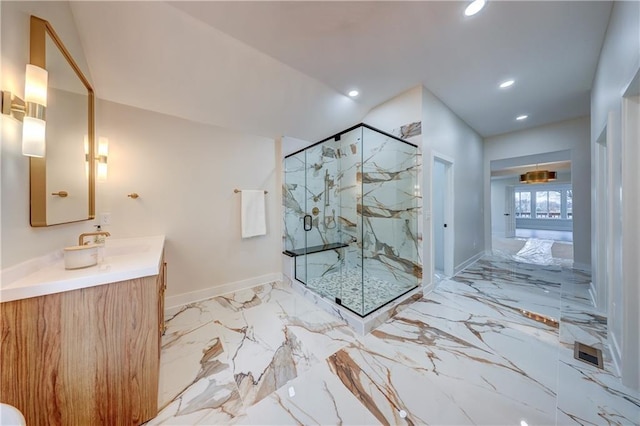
[150,257,639,425]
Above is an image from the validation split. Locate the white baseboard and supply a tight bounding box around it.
[572,262,592,272]
[422,280,435,295]
[610,332,622,377]
[454,251,485,275]
[588,281,598,309]
[165,272,283,310]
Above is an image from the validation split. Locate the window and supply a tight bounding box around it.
[515,191,531,217]
[536,190,561,218]
[514,185,572,220]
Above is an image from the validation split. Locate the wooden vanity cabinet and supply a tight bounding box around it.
[0,256,166,425]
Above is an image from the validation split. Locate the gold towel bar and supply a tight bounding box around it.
[234,189,268,194]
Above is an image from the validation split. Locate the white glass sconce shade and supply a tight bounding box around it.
[97,137,108,181]
[24,64,48,106]
[22,64,48,157]
[22,116,46,157]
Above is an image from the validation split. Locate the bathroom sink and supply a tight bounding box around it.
[63,244,98,270]
[0,235,165,303]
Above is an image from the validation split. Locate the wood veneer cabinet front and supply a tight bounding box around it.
[0,270,164,425]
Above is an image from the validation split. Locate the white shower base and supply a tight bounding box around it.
[307,269,415,316]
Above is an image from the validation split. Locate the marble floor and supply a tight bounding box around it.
[148,256,639,425]
[515,229,574,243]
[493,236,573,266]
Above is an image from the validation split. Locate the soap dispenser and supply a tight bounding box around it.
[95,225,106,262]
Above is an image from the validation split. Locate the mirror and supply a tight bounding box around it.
[29,16,95,227]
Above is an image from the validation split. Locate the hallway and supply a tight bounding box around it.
[150,257,639,425]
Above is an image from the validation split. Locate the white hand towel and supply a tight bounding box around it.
[241,190,267,238]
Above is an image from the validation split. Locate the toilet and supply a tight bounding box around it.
[0,403,26,426]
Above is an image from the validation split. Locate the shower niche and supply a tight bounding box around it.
[283,124,421,317]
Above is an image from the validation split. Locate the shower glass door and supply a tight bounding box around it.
[301,132,351,304]
[284,123,418,317]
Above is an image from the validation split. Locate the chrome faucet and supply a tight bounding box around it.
[78,231,111,245]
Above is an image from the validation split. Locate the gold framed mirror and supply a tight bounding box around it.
[29,15,95,227]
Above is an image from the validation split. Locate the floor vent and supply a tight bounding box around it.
[574,342,604,369]
[520,309,559,328]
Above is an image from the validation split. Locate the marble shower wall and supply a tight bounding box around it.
[360,126,421,293]
[283,124,422,314]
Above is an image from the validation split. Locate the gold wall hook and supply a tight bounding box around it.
[127,193,139,199]
[51,191,68,197]
[234,189,268,194]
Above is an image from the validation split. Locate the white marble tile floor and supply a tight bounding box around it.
[148,258,639,425]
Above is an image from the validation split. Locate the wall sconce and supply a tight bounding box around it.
[97,137,108,181]
[1,64,48,157]
[85,136,109,181]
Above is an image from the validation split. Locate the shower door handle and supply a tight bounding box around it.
[303,215,313,231]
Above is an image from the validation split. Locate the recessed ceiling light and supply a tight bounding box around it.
[464,0,486,16]
[520,420,529,426]
[516,115,528,121]
[499,79,515,89]
[348,90,359,97]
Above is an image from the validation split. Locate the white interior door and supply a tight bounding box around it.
[432,154,454,278]
[504,185,516,238]
[433,160,446,272]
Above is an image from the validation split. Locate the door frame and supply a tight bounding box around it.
[431,152,454,278]
[594,125,609,312]
[619,75,640,390]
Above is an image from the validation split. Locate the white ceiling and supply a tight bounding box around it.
[167,1,612,137]
[70,1,612,140]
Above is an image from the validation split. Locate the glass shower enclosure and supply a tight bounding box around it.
[283,124,421,316]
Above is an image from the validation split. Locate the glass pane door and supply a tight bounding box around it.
[303,138,342,300]
[283,151,307,283]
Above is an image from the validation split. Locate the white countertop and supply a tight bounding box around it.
[0,235,165,303]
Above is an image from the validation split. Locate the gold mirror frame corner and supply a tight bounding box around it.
[28,15,95,227]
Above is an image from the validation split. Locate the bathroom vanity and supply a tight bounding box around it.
[0,236,166,425]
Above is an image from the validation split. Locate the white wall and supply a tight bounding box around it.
[591,1,640,138]
[69,1,368,144]
[422,87,485,276]
[363,86,423,132]
[96,99,281,301]
[1,1,96,268]
[590,0,639,391]
[484,116,591,268]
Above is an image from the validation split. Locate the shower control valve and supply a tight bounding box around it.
[303,214,313,231]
